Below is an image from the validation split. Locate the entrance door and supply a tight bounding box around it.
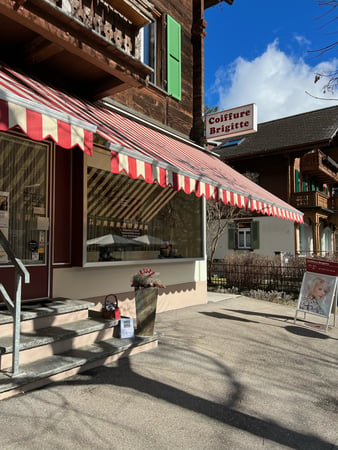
[0,133,50,300]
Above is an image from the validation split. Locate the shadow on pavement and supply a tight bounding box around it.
[285,325,330,339]
[199,311,255,323]
[225,308,291,321]
[55,339,335,450]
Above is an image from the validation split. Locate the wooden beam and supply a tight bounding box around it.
[22,37,63,64]
[91,82,134,99]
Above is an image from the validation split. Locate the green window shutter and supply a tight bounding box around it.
[167,15,181,100]
[311,179,316,191]
[303,179,307,191]
[251,221,260,249]
[295,169,300,193]
[228,223,235,249]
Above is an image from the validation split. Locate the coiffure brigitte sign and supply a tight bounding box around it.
[205,103,257,140]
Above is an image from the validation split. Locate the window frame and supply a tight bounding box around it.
[82,147,204,266]
[138,13,181,99]
[228,219,259,251]
[140,20,157,85]
[237,224,251,249]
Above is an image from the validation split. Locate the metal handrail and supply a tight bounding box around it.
[0,229,30,376]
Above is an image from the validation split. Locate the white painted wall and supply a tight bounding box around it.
[52,259,208,316]
[209,216,295,259]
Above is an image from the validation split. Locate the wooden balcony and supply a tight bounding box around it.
[300,151,338,183]
[0,0,154,99]
[290,191,329,209]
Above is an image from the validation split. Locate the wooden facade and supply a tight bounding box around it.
[0,0,211,140]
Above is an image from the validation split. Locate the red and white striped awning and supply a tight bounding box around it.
[0,65,303,223]
[96,106,304,223]
[0,67,95,155]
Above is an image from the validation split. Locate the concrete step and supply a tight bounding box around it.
[0,335,158,401]
[0,298,158,401]
[0,299,95,334]
[0,317,119,369]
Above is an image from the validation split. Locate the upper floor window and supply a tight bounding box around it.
[141,21,157,84]
[140,14,181,100]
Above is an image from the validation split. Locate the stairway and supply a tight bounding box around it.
[0,298,158,401]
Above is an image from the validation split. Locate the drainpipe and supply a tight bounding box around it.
[190,0,207,147]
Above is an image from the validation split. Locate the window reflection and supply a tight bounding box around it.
[86,168,203,263]
[0,133,47,265]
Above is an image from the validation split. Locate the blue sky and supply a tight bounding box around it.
[204,0,338,123]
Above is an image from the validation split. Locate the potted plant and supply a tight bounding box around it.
[131,268,165,336]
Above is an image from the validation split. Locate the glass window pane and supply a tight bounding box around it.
[86,168,203,262]
[142,21,156,84]
[246,231,251,248]
[238,231,244,248]
[0,133,48,265]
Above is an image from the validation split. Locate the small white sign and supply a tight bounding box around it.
[205,103,257,140]
[120,318,134,339]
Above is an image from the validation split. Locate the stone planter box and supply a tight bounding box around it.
[134,287,158,336]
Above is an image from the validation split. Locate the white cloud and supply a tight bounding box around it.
[211,40,338,123]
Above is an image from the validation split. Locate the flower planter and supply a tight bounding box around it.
[134,287,158,336]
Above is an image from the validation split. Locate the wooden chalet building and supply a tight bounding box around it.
[215,106,338,257]
[0,0,304,394]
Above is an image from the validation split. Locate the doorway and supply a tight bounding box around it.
[0,132,50,300]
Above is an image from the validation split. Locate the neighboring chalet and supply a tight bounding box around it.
[214,106,338,258]
[0,0,303,395]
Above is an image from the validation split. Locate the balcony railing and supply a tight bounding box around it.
[61,0,136,55]
[290,191,329,209]
[16,0,154,97]
[300,151,338,183]
[27,0,154,58]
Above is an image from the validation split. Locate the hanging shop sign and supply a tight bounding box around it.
[205,103,257,140]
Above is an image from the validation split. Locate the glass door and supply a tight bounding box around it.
[0,132,50,300]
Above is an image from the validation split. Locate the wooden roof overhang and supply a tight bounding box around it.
[0,0,154,100]
[204,0,234,9]
[218,139,336,163]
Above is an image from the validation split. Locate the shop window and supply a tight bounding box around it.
[0,133,48,265]
[85,166,203,263]
[228,221,259,250]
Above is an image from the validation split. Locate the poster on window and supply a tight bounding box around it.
[0,191,9,263]
[297,271,337,318]
[0,226,9,263]
[0,191,9,228]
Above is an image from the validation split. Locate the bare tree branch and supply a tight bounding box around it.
[305,89,338,100]
[310,1,338,94]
